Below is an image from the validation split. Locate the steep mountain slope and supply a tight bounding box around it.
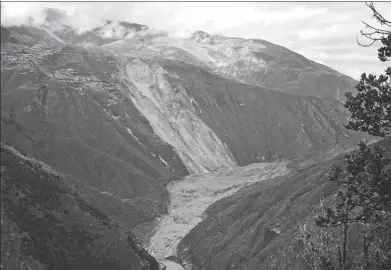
[1,19,357,169]
[1,143,161,270]
[1,28,189,242]
[169,31,357,100]
[22,8,358,101]
[136,58,354,165]
[1,9,365,270]
[101,29,357,101]
[176,138,391,270]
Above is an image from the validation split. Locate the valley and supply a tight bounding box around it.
[145,134,378,270]
[1,6,387,270]
[147,161,289,269]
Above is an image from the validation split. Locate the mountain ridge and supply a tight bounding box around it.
[4,7,358,100]
[1,9,370,270]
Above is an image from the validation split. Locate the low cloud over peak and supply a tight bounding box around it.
[1,1,390,80]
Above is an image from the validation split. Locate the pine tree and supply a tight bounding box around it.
[311,3,391,269]
[344,2,391,137]
[316,142,391,269]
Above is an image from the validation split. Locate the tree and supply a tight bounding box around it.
[316,142,391,269]
[344,2,391,137]
[343,1,391,215]
[309,3,391,270]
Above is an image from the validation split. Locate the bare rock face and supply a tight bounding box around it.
[117,58,237,173]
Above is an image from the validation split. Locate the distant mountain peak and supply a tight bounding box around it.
[2,15,357,100]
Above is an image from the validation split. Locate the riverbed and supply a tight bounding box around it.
[147,161,290,269]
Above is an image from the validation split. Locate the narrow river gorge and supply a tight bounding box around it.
[146,161,290,269]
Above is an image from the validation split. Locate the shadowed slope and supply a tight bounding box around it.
[176,138,391,270]
[1,143,161,270]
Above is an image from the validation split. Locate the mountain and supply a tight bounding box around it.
[1,29,190,240]
[58,25,357,101]
[1,143,161,270]
[1,8,367,270]
[1,20,359,169]
[9,7,358,101]
[176,138,390,270]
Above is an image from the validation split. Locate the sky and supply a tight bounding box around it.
[1,1,390,80]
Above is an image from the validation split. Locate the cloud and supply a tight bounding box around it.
[170,2,261,31]
[260,6,328,26]
[1,1,390,80]
[299,29,322,40]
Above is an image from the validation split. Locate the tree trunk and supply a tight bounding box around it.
[342,215,349,270]
[362,224,372,270]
